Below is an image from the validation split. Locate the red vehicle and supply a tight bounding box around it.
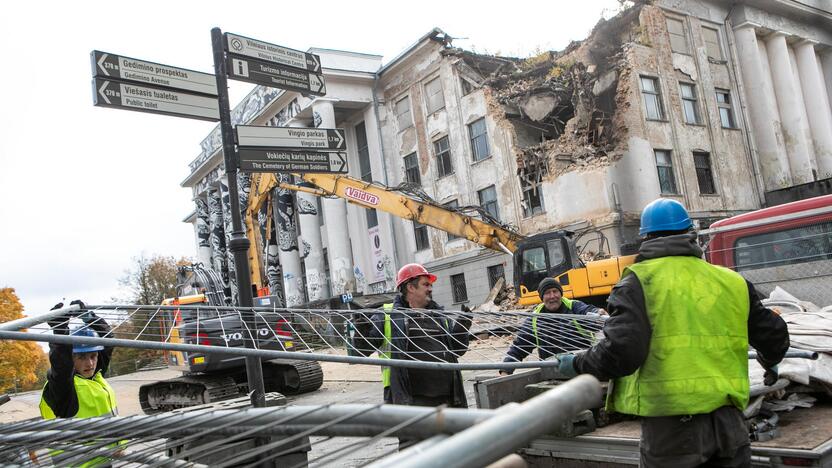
[704,194,832,306]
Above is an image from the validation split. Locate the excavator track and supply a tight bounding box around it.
[263,359,324,395]
[139,375,239,415]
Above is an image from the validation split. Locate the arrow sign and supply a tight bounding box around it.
[238,148,348,174]
[92,78,220,121]
[236,126,345,151]
[225,33,321,72]
[91,50,217,96]
[227,55,326,96]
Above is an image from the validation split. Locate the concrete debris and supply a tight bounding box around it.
[472,276,519,312]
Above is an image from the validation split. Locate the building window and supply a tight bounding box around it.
[434,136,453,178]
[395,96,412,130]
[451,273,468,303]
[640,76,665,121]
[520,163,546,218]
[425,77,445,114]
[404,152,421,185]
[487,264,505,290]
[679,83,700,125]
[702,27,723,60]
[460,77,475,95]
[666,17,689,54]
[366,209,378,228]
[654,150,678,194]
[413,221,429,251]
[478,185,500,222]
[716,89,736,129]
[694,151,716,195]
[444,200,460,241]
[469,118,490,162]
[356,122,377,227]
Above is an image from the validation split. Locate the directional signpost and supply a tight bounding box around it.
[238,148,347,173]
[90,50,219,121]
[225,33,322,72]
[227,55,326,96]
[236,125,345,150]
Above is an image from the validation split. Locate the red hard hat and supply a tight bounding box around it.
[396,263,437,288]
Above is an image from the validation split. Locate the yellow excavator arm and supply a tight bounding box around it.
[247,172,524,254]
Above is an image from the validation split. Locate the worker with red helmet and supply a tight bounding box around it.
[362,263,471,413]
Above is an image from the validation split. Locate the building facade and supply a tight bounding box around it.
[182,1,832,308]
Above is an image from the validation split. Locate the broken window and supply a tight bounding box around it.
[519,162,546,218]
[425,77,445,114]
[469,118,490,162]
[413,220,429,251]
[404,152,421,185]
[654,149,679,194]
[679,83,701,125]
[444,199,460,241]
[702,27,723,60]
[478,185,500,221]
[451,273,468,303]
[716,89,736,129]
[395,96,412,130]
[487,264,505,290]
[434,136,454,178]
[694,151,716,195]
[640,76,665,121]
[666,17,689,54]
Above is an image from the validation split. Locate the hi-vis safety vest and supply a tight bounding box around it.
[39,371,118,419]
[607,256,750,417]
[380,303,450,388]
[530,298,595,349]
[39,371,119,467]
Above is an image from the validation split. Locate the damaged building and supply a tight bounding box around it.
[182,0,832,308]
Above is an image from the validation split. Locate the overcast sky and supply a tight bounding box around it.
[0,0,622,318]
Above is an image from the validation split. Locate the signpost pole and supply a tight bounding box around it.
[211,27,266,409]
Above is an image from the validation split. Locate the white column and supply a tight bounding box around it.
[766,32,815,184]
[273,182,305,307]
[799,43,832,178]
[733,23,791,190]
[289,120,328,301]
[822,51,832,118]
[314,99,355,295]
[194,197,213,267]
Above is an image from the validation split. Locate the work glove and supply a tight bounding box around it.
[48,302,70,334]
[555,353,578,379]
[763,365,779,386]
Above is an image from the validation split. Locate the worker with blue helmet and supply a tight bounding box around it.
[39,301,118,420]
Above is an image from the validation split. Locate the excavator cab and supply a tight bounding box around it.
[514,231,581,306]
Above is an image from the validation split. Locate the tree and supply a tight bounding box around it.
[0,288,48,393]
[110,254,190,375]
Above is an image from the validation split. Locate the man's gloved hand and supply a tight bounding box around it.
[48,302,70,334]
[763,365,779,386]
[50,302,64,311]
[69,299,86,310]
[556,353,578,378]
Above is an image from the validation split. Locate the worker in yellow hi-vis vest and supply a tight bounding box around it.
[563,198,790,468]
[39,300,119,467]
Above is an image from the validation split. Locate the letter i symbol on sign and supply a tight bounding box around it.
[234,59,249,77]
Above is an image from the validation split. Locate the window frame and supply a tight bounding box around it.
[487,264,505,290]
[424,77,445,115]
[478,185,500,222]
[654,149,679,195]
[450,273,469,304]
[640,76,666,121]
[716,89,737,129]
[433,136,454,178]
[394,95,413,130]
[403,152,421,185]
[443,199,461,241]
[666,16,690,54]
[679,82,701,125]
[413,220,430,251]
[468,117,490,162]
[702,26,723,60]
[693,151,717,195]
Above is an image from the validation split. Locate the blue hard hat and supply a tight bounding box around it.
[639,198,692,236]
[70,326,104,354]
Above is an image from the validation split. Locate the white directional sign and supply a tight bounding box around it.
[92,78,220,121]
[225,33,322,73]
[227,55,326,96]
[238,148,347,173]
[91,50,217,96]
[236,126,345,151]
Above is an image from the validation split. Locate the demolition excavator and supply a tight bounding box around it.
[137,265,324,414]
